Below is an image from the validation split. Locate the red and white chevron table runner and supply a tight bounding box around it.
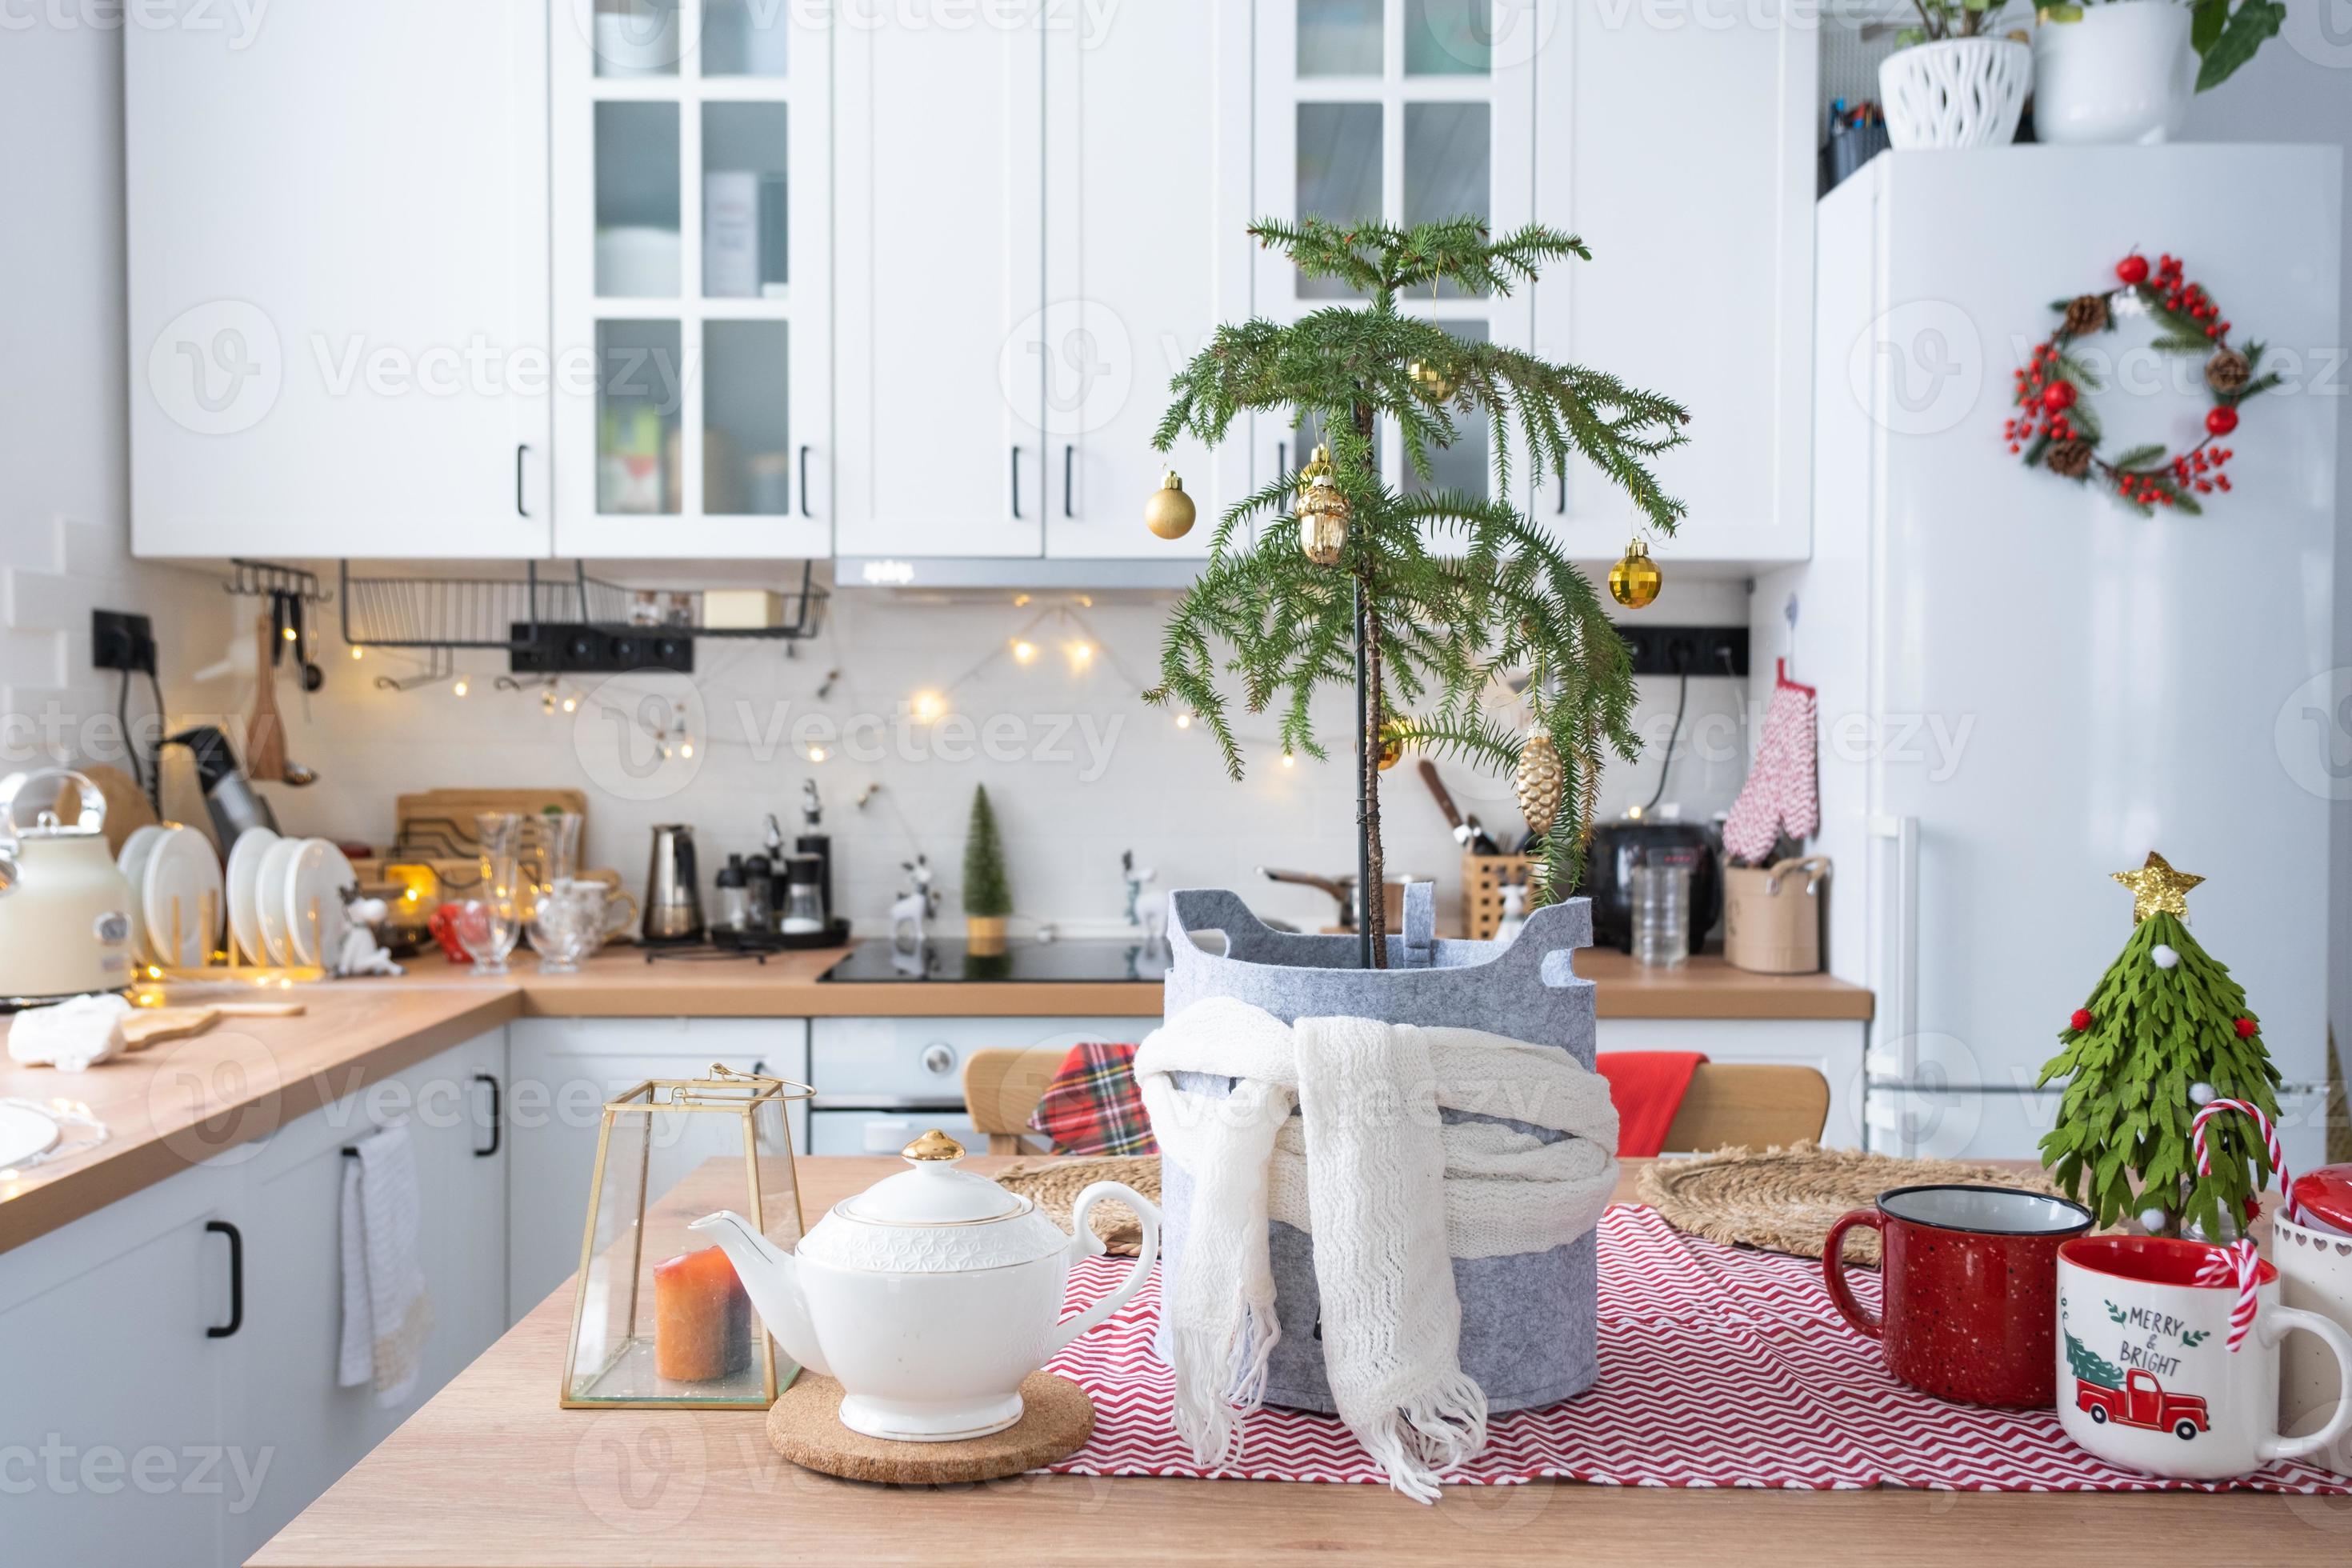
[1042,1204,2351,1494]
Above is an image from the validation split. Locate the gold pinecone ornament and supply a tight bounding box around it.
[1144,470,1197,539]
[1294,443,1350,565]
[1608,538,1661,609]
[1514,728,1565,838]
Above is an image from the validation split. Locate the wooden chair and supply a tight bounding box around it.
[962,1045,1070,1154]
[967,1049,1828,1158]
[1659,1062,1830,1153]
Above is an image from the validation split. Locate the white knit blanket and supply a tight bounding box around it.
[1136,997,1618,1502]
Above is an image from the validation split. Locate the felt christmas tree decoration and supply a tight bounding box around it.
[2036,852,2282,1238]
[962,786,1011,922]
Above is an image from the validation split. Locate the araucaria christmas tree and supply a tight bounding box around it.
[2037,852,2281,1238]
[1146,218,1690,964]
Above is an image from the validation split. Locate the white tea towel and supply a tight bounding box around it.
[338,1122,434,1408]
[6,994,130,1071]
[1137,997,1618,1502]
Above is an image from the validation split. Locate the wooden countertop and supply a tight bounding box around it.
[250,1157,2337,1568]
[0,947,1864,1256]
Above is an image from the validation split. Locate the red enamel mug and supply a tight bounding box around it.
[1823,1184,2094,1408]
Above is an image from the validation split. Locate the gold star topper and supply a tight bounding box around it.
[2114,851,2203,924]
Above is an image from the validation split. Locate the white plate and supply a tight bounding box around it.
[283,839,356,968]
[115,824,170,962]
[224,826,279,966]
[0,1101,62,1169]
[253,837,304,966]
[143,825,225,968]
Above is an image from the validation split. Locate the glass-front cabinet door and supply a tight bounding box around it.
[1253,0,1533,522]
[552,0,831,557]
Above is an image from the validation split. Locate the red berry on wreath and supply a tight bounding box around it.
[2116,255,2150,285]
[2234,1016,2258,1038]
[2206,406,2239,436]
[2070,1008,2093,1031]
[2042,382,2076,411]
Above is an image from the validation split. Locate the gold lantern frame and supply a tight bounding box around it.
[559,1062,814,1410]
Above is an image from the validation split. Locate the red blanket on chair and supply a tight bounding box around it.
[1594,1050,1708,1158]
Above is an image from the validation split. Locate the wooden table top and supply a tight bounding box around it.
[249,1157,2351,1568]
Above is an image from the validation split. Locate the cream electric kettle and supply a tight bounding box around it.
[0,769,138,1005]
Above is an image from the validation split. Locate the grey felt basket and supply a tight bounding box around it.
[1149,882,1600,1414]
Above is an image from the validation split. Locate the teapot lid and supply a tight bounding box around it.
[838,1130,1027,1226]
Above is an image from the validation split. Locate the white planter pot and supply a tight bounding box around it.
[1878,38,2032,150]
[2034,1,2196,146]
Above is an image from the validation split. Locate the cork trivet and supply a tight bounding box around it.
[995,1157,1160,1257]
[1638,1141,2066,1264]
[764,1372,1094,1484]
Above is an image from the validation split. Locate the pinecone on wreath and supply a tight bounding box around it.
[2045,438,2095,479]
[2206,347,2251,395]
[2062,294,2110,337]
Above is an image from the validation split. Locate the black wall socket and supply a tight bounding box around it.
[1615,624,1748,678]
[507,623,694,676]
[92,610,158,674]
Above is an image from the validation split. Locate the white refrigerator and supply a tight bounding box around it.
[1765,146,2342,1167]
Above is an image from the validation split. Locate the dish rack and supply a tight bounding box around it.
[337,559,825,650]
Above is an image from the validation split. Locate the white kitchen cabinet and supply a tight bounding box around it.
[1250,0,1536,520]
[833,11,1045,561]
[1594,1016,1867,1151]
[222,1031,509,1563]
[0,1158,238,1568]
[550,1,834,558]
[126,1,550,560]
[504,1017,810,1317]
[1531,8,1814,561]
[1039,3,1249,560]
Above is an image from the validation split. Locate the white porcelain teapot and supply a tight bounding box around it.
[690,1129,1160,1442]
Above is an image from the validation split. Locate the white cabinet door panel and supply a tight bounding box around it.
[1532,11,1813,561]
[835,11,1045,558]
[126,1,550,559]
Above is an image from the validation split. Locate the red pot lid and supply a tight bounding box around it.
[2290,1165,2352,1232]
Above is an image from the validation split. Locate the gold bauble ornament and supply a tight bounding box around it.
[1296,474,1350,566]
[1514,729,1564,837]
[1376,718,1404,770]
[1608,538,1662,610]
[1144,470,1197,539]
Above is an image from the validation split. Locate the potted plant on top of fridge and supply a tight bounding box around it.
[1878,2,2033,150]
[2034,1,2286,146]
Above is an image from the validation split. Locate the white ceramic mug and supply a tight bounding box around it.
[2057,1236,2352,1481]
[2277,1214,2352,1478]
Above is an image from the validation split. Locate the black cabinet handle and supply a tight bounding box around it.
[474,1073,502,1158]
[1557,469,1566,515]
[206,1220,243,1338]
[1277,441,1287,482]
[798,445,812,518]
[515,443,530,518]
[1063,445,1074,518]
[1010,446,1023,518]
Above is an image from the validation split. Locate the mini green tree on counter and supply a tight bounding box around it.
[962,785,1012,938]
[1144,217,1690,965]
[2037,852,2282,1238]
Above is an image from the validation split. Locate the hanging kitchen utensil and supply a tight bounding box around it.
[290,594,323,693]
[245,611,289,783]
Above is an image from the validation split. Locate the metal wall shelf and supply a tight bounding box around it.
[337,560,825,652]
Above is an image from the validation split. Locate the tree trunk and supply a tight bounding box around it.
[1350,398,1386,967]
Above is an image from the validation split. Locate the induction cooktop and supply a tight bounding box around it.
[818,937,1169,984]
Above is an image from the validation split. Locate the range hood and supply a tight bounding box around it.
[834,556,1210,591]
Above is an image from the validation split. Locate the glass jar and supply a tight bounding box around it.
[1630,856,1694,969]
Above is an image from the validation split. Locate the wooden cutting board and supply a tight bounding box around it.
[121,1000,307,1052]
[53,765,156,858]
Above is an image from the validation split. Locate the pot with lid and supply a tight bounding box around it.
[691,1129,1161,1442]
[0,769,139,1006]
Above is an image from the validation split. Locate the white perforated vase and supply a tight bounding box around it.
[1879,38,2031,150]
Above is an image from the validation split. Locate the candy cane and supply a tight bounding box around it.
[2192,1238,2262,1354]
[2190,1098,2299,1227]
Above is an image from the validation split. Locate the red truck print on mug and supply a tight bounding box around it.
[2069,1356,2210,1442]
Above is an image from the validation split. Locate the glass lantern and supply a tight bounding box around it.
[561,1062,813,1409]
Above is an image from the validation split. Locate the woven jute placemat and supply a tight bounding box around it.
[995,1156,1160,1256]
[766,1372,1094,1484]
[1637,1142,2066,1263]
